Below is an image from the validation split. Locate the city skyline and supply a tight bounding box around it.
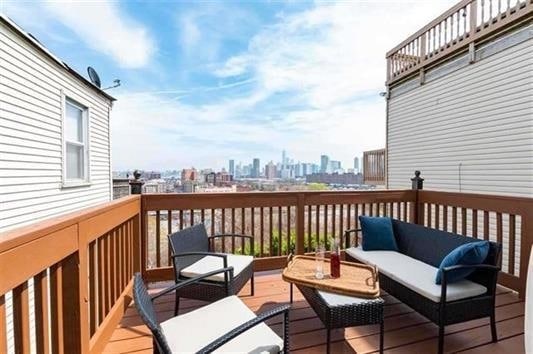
[2,1,456,170]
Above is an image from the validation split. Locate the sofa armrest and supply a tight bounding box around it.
[440,264,500,304]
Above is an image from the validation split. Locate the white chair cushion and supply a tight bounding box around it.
[180,254,254,281]
[346,247,487,303]
[161,295,283,353]
[318,291,378,307]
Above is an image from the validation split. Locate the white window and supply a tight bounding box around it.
[63,98,89,184]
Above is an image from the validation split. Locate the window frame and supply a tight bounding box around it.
[61,92,91,188]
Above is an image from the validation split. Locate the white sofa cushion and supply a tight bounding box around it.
[180,254,254,282]
[346,247,487,303]
[161,295,283,353]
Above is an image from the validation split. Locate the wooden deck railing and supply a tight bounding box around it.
[0,195,141,354]
[141,190,415,281]
[1,188,532,353]
[363,148,386,185]
[386,0,532,84]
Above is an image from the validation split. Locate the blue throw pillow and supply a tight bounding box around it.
[359,216,398,251]
[435,241,490,284]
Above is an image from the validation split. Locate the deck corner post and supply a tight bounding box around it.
[410,171,424,225]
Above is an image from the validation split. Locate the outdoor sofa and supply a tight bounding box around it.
[344,218,501,354]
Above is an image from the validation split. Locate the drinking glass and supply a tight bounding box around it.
[315,244,325,279]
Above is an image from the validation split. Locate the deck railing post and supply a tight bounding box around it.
[410,171,425,225]
[519,209,533,299]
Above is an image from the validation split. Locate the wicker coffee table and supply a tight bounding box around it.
[283,256,384,354]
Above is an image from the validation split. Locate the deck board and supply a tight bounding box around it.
[103,272,525,354]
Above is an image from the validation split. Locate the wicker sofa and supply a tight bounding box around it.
[344,219,501,354]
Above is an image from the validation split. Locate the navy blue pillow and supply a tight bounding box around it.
[359,216,398,251]
[435,241,490,284]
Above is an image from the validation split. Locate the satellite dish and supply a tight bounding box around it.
[87,66,101,88]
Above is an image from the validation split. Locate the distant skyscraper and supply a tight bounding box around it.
[265,161,277,179]
[252,158,260,178]
[229,159,235,176]
[353,157,359,173]
[282,150,287,169]
[320,155,330,173]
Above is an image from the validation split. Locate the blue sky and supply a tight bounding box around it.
[2,0,456,171]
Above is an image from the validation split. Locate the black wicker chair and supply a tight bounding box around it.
[133,273,290,354]
[168,223,255,315]
[344,220,502,354]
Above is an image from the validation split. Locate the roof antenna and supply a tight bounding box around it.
[103,79,121,90]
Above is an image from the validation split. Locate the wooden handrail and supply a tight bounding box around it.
[386,0,532,84]
[0,195,141,354]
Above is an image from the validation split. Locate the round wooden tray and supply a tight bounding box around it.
[282,255,380,298]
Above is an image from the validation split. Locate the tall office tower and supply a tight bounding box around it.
[282,150,287,169]
[252,158,260,178]
[229,159,235,176]
[353,157,359,173]
[265,161,277,179]
[320,155,330,173]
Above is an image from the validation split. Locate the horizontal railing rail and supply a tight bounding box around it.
[386,0,532,84]
[0,195,141,354]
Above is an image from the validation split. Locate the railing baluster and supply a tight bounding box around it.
[231,208,236,253]
[167,210,172,266]
[435,204,440,229]
[332,204,337,240]
[287,206,291,254]
[278,206,282,256]
[251,207,255,254]
[88,241,97,334]
[483,211,490,240]
[260,207,264,257]
[452,206,458,233]
[315,205,320,249]
[339,204,344,241]
[50,262,64,353]
[509,214,516,274]
[209,209,213,235]
[155,211,160,268]
[461,207,467,235]
[307,205,312,252]
[443,206,449,231]
[13,282,30,353]
[97,239,105,322]
[472,209,478,238]
[269,207,274,256]
[427,203,432,227]
[324,205,329,248]
[221,208,226,252]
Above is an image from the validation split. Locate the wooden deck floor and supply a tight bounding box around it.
[103,271,525,354]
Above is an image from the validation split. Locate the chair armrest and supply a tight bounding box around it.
[151,266,234,300]
[198,304,291,353]
[208,234,254,255]
[439,264,501,304]
[343,228,361,248]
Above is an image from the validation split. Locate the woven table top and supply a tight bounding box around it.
[282,255,380,298]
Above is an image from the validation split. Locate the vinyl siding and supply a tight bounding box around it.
[387,36,533,197]
[0,22,113,232]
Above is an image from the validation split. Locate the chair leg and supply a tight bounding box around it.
[174,294,180,317]
[290,283,293,304]
[438,325,445,354]
[326,328,331,354]
[250,274,255,296]
[379,320,384,354]
[490,312,498,342]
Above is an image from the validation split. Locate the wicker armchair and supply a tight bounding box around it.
[133,273,290,354]
[168,223,255,315]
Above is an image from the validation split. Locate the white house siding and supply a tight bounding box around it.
[0,21,114,232]
[387,29,533,197]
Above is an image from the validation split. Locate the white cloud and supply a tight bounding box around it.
[112,1,458,170]
[43,1,155,68]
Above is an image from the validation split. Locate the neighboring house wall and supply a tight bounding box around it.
[387,23,533,197]
[0,19,114,232]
